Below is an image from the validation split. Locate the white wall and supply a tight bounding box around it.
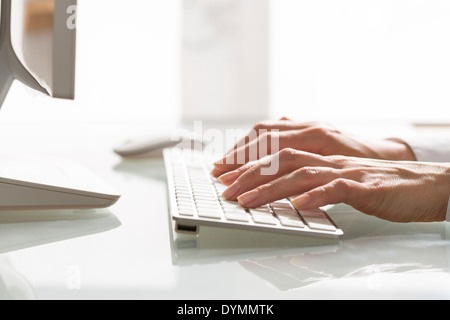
[270,0,450,124]
[2,0,182,126]
[3,0,450,128]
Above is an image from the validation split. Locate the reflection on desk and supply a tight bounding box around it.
[171,204,450,291]
[0,209,121,299]
[113,158,167,182]
[0,209,121,255]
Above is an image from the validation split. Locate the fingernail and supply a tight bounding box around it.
[218,170,241,186]
[214,153,232,165]
[210,164,225,177]
[221,181,241,200]
[237,189,260,207]
[291,194,312,210]
[210,167,220,177]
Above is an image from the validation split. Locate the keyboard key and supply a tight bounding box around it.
[192,186,213,193]
[196,203,221,211]
[177,199,194,207]
[193,195,217,203]
[221,201,247,214]
[271,200,292,209]
[177,203,195,216]
[178,208,195,216]
[272,209,305,228]
[195,198,218,204]
[223,207,246,214]
[176,191,191,198]
[249,207,278,225]
[277,216,305,228]
[270,201,305,228]
[224,211,250,222]
[192,188,216,195]
[250,214,278,225]
[299,209,336,231]
[213,183,227,192]
[196,207,222,219]
[220,200,242,209]
[187,163,204,169]
[250,205,271,213]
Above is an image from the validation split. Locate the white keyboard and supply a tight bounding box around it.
[164,148,343,240]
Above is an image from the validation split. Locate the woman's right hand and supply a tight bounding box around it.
[218,149,450,223]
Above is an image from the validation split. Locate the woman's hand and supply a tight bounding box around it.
[217,149,450,223]
[211,118,416,178]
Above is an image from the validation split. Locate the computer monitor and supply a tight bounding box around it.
[0,0,119,210]
[0,0,77,108]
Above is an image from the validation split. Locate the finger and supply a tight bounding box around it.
[220,149,337,200]
[218,151,291,188]
[217,160,259,186]
[212,126,340,178]
[226,118,314,155]
[223,119,332,162]
[220,149,345,201]
[236,166,340,208]
[291,178,363,210]
[212,130,286,177]
[220,154,296,200]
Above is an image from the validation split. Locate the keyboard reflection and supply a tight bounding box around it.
[170,204,450,290]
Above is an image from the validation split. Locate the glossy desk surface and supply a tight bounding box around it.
[0,107,449,300]
[1,0,449,299]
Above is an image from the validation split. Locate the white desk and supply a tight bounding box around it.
[0,96,449,300]
[1,0,450,297]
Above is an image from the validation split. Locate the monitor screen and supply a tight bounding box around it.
[0,0,77,107]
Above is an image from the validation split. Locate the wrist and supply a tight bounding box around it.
[384,138,417,161]
[441,167,450,221]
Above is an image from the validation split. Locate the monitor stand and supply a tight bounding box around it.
[0,0,49,107]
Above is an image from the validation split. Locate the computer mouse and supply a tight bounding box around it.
[113,134,207,158]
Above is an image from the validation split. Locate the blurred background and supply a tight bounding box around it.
[271,0,450,125]
[3,0,450,131]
